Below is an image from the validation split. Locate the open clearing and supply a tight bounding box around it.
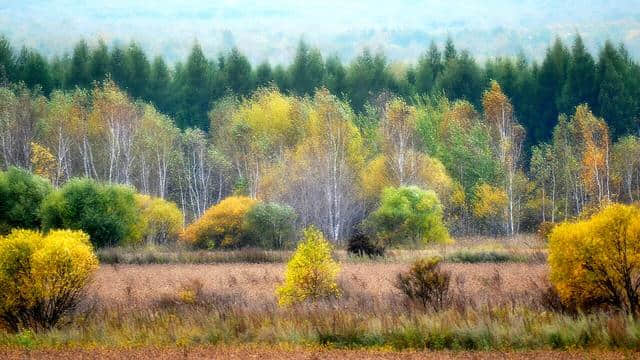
[91,262,547,308]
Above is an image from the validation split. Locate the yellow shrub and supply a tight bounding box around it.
[276,226,340,306]
[180,196,258,249]
[548,203,640,314]
[0,229,98,331]
[135,194,184,245]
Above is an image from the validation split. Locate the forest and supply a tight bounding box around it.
[2,30,640,357]
[1,33,639,242]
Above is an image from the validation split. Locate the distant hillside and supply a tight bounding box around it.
[1,0,639,63]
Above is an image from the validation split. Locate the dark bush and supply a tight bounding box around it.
[395,257,451,311]
[347,229,384,257]
[0,167,52,234]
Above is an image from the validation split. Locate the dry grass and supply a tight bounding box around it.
[91,263,547,309]
[0,347,636,360]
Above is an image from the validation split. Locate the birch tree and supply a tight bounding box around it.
[483,81,525,235]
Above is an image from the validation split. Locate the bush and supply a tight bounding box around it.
[276,226,340,306]
[0,167,52,234]
[347,228,384,257]
[40,178,140,248]
[394,257,451,311]
[537,221,556,241]
[180,196,258,249]
[548,203,640,315]
[135,194,184,245]
[0,229,98,331]
[365,186,450,249]
[244,202,297,249]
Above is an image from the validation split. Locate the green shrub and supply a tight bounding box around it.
[243,202,296,249]
[0,229,98,331]
[276,226,340,306]
[40,178,140,247]
[365,186,450,249]
[0,167,52,234]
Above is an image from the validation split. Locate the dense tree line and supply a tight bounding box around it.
[2,75,639,242]
[1,35,638,147]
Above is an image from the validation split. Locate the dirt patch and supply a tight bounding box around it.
[1,347,636,360]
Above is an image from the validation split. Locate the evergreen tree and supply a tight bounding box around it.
[109,45,127,88]
[290,40,325,96]
[49,55,69,89]
[415,42,441,95]
[273,64,290,92]
[177,43,212,129]
[221,47,254,96]
[444,37,457,63]
[90,39,111,83]
[255,61,273,88]
[559,35,596,115]
[68,40,91,89]
[535,37,570,143]
[436,50,483,106]
[16,47,51,94]
[346,49,391,111]
[0,35,14,84]
[124,42,150,99]
[148,56,171,113]
[325,55,347,97]
[596,41,637,138]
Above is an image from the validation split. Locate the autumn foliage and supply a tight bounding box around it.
[135,194,184,245]
[0,229,98,331]
[180,196,258,249]
[548,203,640,315]
[276,226,340,306]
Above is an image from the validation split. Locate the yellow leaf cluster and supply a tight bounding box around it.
[548,203,640,313]
[180,196,257,249]
[135,194,184,245]
[276,226,341,306]
[0,229,98,330]
[472,183,507,220]
[30,142,56,181]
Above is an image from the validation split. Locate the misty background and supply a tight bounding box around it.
[3,0,640,64]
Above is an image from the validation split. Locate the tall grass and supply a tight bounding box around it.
[1,271,638,350]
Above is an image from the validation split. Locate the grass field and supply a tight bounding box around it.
[2,236,639,357]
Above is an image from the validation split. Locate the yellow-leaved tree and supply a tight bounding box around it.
[276,226,341,306]
[0,229,98,331]
[180,196,258,249]
[135,194,184,245]
[548,203,640,315]
[30,142,56,181]
[473,183,508,234]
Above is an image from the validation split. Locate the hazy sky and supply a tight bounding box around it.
[2,0,639,63]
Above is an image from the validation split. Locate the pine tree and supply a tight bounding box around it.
[559,35,596,115]
[90,39,110,83]
[535,37,570,144]
[148,56,171,113]
[124,42,150,99]
[255,61,273,88]
[289,40,325,96]
[68,40,91,89]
